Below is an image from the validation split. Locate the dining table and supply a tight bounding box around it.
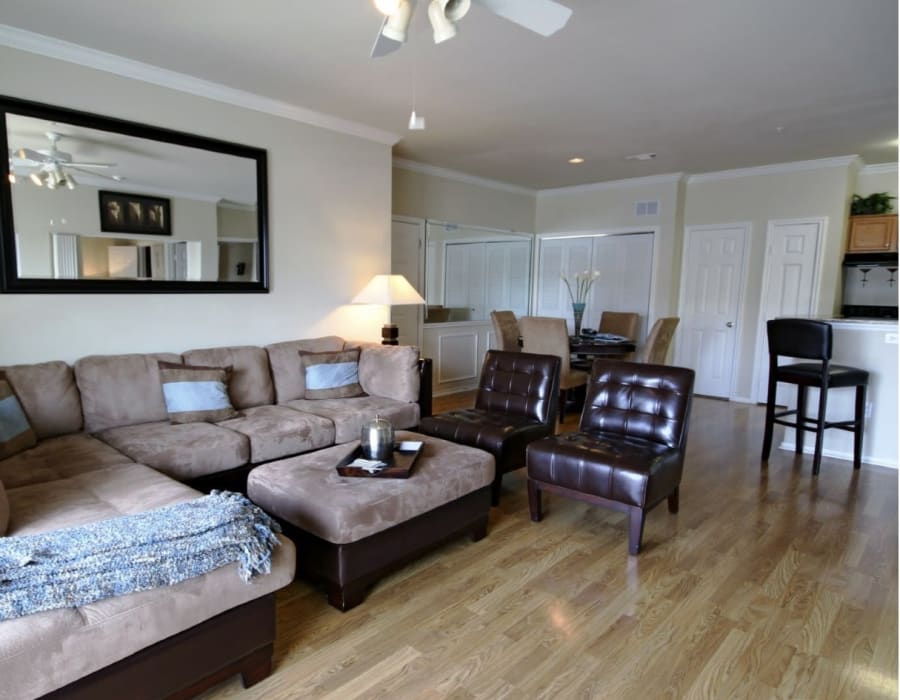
[569,333,636,357]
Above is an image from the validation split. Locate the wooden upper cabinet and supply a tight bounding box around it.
[847,214,898,253]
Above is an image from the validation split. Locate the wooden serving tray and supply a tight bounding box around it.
[336,441,424,479]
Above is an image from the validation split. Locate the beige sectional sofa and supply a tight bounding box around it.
[0,336,429,699]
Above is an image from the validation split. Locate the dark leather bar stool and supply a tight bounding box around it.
[761,319,869,475]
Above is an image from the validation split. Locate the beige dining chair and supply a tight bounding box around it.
[635,317,680,364]
[520,316,589,422]
[490,310,521,352]
[598,311,640,341]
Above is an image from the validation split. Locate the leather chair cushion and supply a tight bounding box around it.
[418,409,552,474]
[527,431,683,508]
[774,362,869,388]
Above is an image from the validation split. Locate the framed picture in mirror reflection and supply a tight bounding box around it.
[99,191,171,235]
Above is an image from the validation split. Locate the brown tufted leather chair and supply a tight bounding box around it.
[526,360,695,554]
[418,350,561,505]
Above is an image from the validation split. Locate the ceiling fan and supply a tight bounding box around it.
[10,131,119,190]
[371,0,573,57]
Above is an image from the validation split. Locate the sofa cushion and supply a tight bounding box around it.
[182,346,274,409]
[75,353,182,433]
[0,434,134,490]
[96,422,249,481]
[356,344,420,403]
[0,463,296,699]
[0,374,36,460]
[265,336,344,403]
[217,405,336,463]
[0,362,83,439]
[0,480,7,536]
[300,348,365,400]
[158,362,239,424]
[284,395,420,444]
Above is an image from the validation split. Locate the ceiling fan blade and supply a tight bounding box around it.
[371,15,403,57]
[14,147,49,163]
[66,162,115,168]
[473,0,572,36]
[67,165,123,181]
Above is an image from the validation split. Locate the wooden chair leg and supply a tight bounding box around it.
[812,383,828,476]
[667,487,679,513]
[490,474,503,506]
[527,479,543,522]
[795,385,807,454]
[628,507,645,555]
[854,384,866,470]
[761,373,778,460]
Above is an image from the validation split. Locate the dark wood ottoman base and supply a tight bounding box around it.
[283,486,491,611]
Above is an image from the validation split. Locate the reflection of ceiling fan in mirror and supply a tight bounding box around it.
[10,131,120,190]
[371,0,572,57]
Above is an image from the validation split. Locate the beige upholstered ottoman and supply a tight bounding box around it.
[247,431,494,610]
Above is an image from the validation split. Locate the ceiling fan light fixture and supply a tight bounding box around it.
[374,0,402,15]
[381,0,414,42]
[408,110,426,130]
[442,0,471,21]
[29,171,43,187]
[428,0,458,43]
[64,173,77,190]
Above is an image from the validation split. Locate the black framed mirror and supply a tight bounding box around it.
[0,95,268,293]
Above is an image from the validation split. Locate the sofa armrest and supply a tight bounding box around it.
[418,358,433,420]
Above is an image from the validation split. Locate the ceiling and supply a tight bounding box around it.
[1,0,897,190]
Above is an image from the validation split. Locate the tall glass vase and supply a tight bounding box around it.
[572,302,586,337]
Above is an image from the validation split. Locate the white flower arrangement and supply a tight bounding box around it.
[562,270,600,306]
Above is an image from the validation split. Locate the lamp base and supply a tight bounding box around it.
[381,323,399,345]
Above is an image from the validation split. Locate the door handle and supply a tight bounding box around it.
[726,321,734,328]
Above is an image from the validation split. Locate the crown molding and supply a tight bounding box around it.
[392,158,536,196]
[0,24,401,147]
[687,156,860,184]
[537,172,685,198]
[859,162,898,176]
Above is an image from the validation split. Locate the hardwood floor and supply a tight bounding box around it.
[200,394,898,699]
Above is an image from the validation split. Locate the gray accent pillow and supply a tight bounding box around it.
[157,362,239,424]
[0,372,37,460]
[299,349,366,400]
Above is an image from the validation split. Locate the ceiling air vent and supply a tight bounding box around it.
[634,200,659,217]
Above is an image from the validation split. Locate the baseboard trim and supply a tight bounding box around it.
[777,440,897,469]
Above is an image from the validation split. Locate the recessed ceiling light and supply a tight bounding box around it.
[568,157,585,164]
[625,153,656,161]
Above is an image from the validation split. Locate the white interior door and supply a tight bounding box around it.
[752,218,823,403]
[391,217,425,348]
[676,223,748,398]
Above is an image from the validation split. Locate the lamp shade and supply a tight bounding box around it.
[352,274,426,306]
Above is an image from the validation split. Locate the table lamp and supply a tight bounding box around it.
[351,274,426,345]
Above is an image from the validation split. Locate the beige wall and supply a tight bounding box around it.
[392,166,535,232]
[684,164,853,399]
[854,165,899,200]
[535,177,685,320]
[0,47,392,365]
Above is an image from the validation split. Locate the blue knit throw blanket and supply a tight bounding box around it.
[0,491,281,622]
